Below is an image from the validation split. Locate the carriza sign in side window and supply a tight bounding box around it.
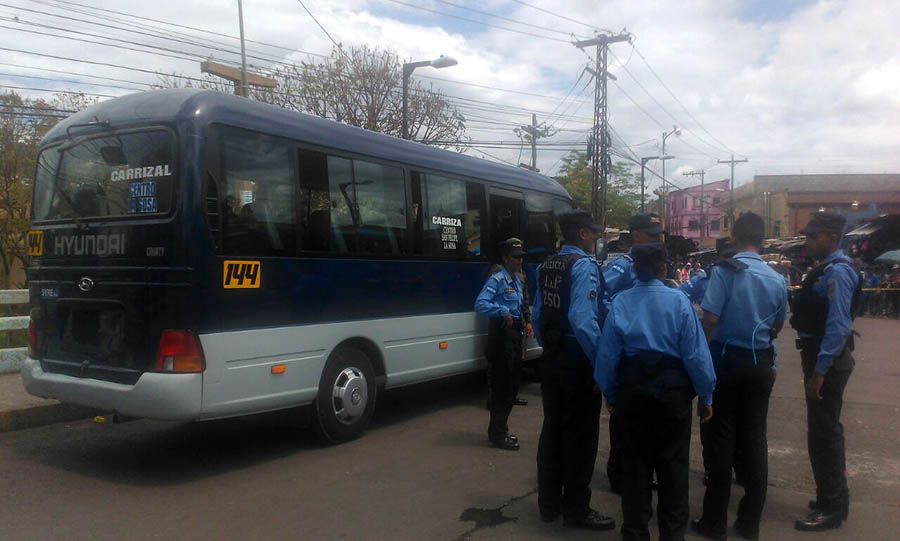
[32,130,175,222]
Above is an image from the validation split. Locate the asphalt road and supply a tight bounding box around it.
[0,317,898,540]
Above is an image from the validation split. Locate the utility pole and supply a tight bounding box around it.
[515,113,553,171]
[237,0,248,97]
[683,169,706,243]
[575,32,631,229]
[201,60,278,96]
[717,154,748,232]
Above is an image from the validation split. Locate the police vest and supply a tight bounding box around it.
[538,253,586,349]
[790,258,861,336]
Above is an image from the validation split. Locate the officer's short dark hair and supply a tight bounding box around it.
[733,212,765,247]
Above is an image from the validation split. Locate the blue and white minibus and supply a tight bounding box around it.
[22,89,573,442]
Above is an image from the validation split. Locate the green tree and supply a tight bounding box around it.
[553,151,641,229]
[0,91,98,288]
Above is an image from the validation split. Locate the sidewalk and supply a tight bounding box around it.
[0,372,97,432]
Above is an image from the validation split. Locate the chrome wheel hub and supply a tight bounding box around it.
[332,367,368,425]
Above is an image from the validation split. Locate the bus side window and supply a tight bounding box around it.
[523,193,561,263]
[416,173,484,258]
[221,129,296,257]
[298,149,332,252]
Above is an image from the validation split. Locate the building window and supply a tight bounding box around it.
[688,219,699,231]
[711,219,720,231]
[693,197,700,209]
[713,196,720,206]
[681,197,687,209]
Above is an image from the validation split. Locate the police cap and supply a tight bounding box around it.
[558,209,604,233]
[499,237,526,257]
[628,213,664,235]
[800,212,846,235]
[631,242,667,267]
[715,236,736,259]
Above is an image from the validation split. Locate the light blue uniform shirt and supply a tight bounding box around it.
[602,253,635,307]
[594,279,715,405]
[809,249,859,375]
[533,245,604,362]
[474,267,523,319]
[701,252,788,353]
[679,270,709,304]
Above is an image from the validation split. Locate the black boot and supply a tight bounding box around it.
[808,499,849,520]
[795,510,842,531]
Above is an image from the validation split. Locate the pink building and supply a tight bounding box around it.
[666,179,729,246]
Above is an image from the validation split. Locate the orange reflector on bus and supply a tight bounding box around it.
[271,364,286,374]
[439,342,448,350]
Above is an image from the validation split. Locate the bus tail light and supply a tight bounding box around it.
[155,330,206,373]
[28,319,38,359]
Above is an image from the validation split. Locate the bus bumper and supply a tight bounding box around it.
[20,357,203,421]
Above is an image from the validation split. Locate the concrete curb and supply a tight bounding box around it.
[0,403,100,433]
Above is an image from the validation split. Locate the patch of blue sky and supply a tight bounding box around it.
[736,0,816,24]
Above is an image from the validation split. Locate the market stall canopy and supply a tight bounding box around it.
[874,249,900,265]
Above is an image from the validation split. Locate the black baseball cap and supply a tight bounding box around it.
[800,212,846,235]
[628,213,664,235]
[558,209,604,232]
[499,237,526,257]
[631,242,667,266]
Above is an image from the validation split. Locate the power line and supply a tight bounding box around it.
[0,84,114,97]
[29,0,590,118]
[632,44,742,157]
[39,0,327,57]
[0,71,144,92]
[609,48,725,157]
[431,0,579,37]
[295,0,342,51]
[381,0,571,43]
[509,0,601,32]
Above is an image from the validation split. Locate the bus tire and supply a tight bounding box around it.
[313,347,376,444]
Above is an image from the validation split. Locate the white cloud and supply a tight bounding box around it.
[1,0,898,190]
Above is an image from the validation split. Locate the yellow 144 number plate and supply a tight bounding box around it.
[27,230,43,256]
[223,260,261,289]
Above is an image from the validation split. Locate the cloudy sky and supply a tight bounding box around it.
[2,0,899,193]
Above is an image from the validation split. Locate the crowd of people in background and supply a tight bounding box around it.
[667,256,900,320]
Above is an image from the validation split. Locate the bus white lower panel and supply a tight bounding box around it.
[197,312,490,419]
[20,357,202,420]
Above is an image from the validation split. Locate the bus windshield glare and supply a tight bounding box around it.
[32,130,175,222]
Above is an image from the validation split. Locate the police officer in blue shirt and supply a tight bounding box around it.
[475,238,530,451]
[679,267,709,304]
[594,242,716,541]
[603,212,665,493]
[691,212,787,540]
[790,212,861,532]
[532,210,615,531]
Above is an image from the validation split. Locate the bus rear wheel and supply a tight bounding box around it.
[314,347,376,444]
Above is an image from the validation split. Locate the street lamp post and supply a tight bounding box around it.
[660,125,681,228]
[639,155,671,213]
[402,55,458,139]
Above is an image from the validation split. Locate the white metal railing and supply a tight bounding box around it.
[0,289,28,374]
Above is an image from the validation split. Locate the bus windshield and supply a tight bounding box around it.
[32,130,175,222]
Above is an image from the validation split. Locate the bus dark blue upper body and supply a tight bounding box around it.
[23,89,572,435]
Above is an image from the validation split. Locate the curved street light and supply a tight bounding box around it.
[402,55,458,139]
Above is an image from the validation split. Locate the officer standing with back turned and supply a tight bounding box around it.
[594,242,715,540]
[475,238,531,451]
[791,212,860,532]
[604,212,665,494]
[692,212,788,540]
[533,209,616,531]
